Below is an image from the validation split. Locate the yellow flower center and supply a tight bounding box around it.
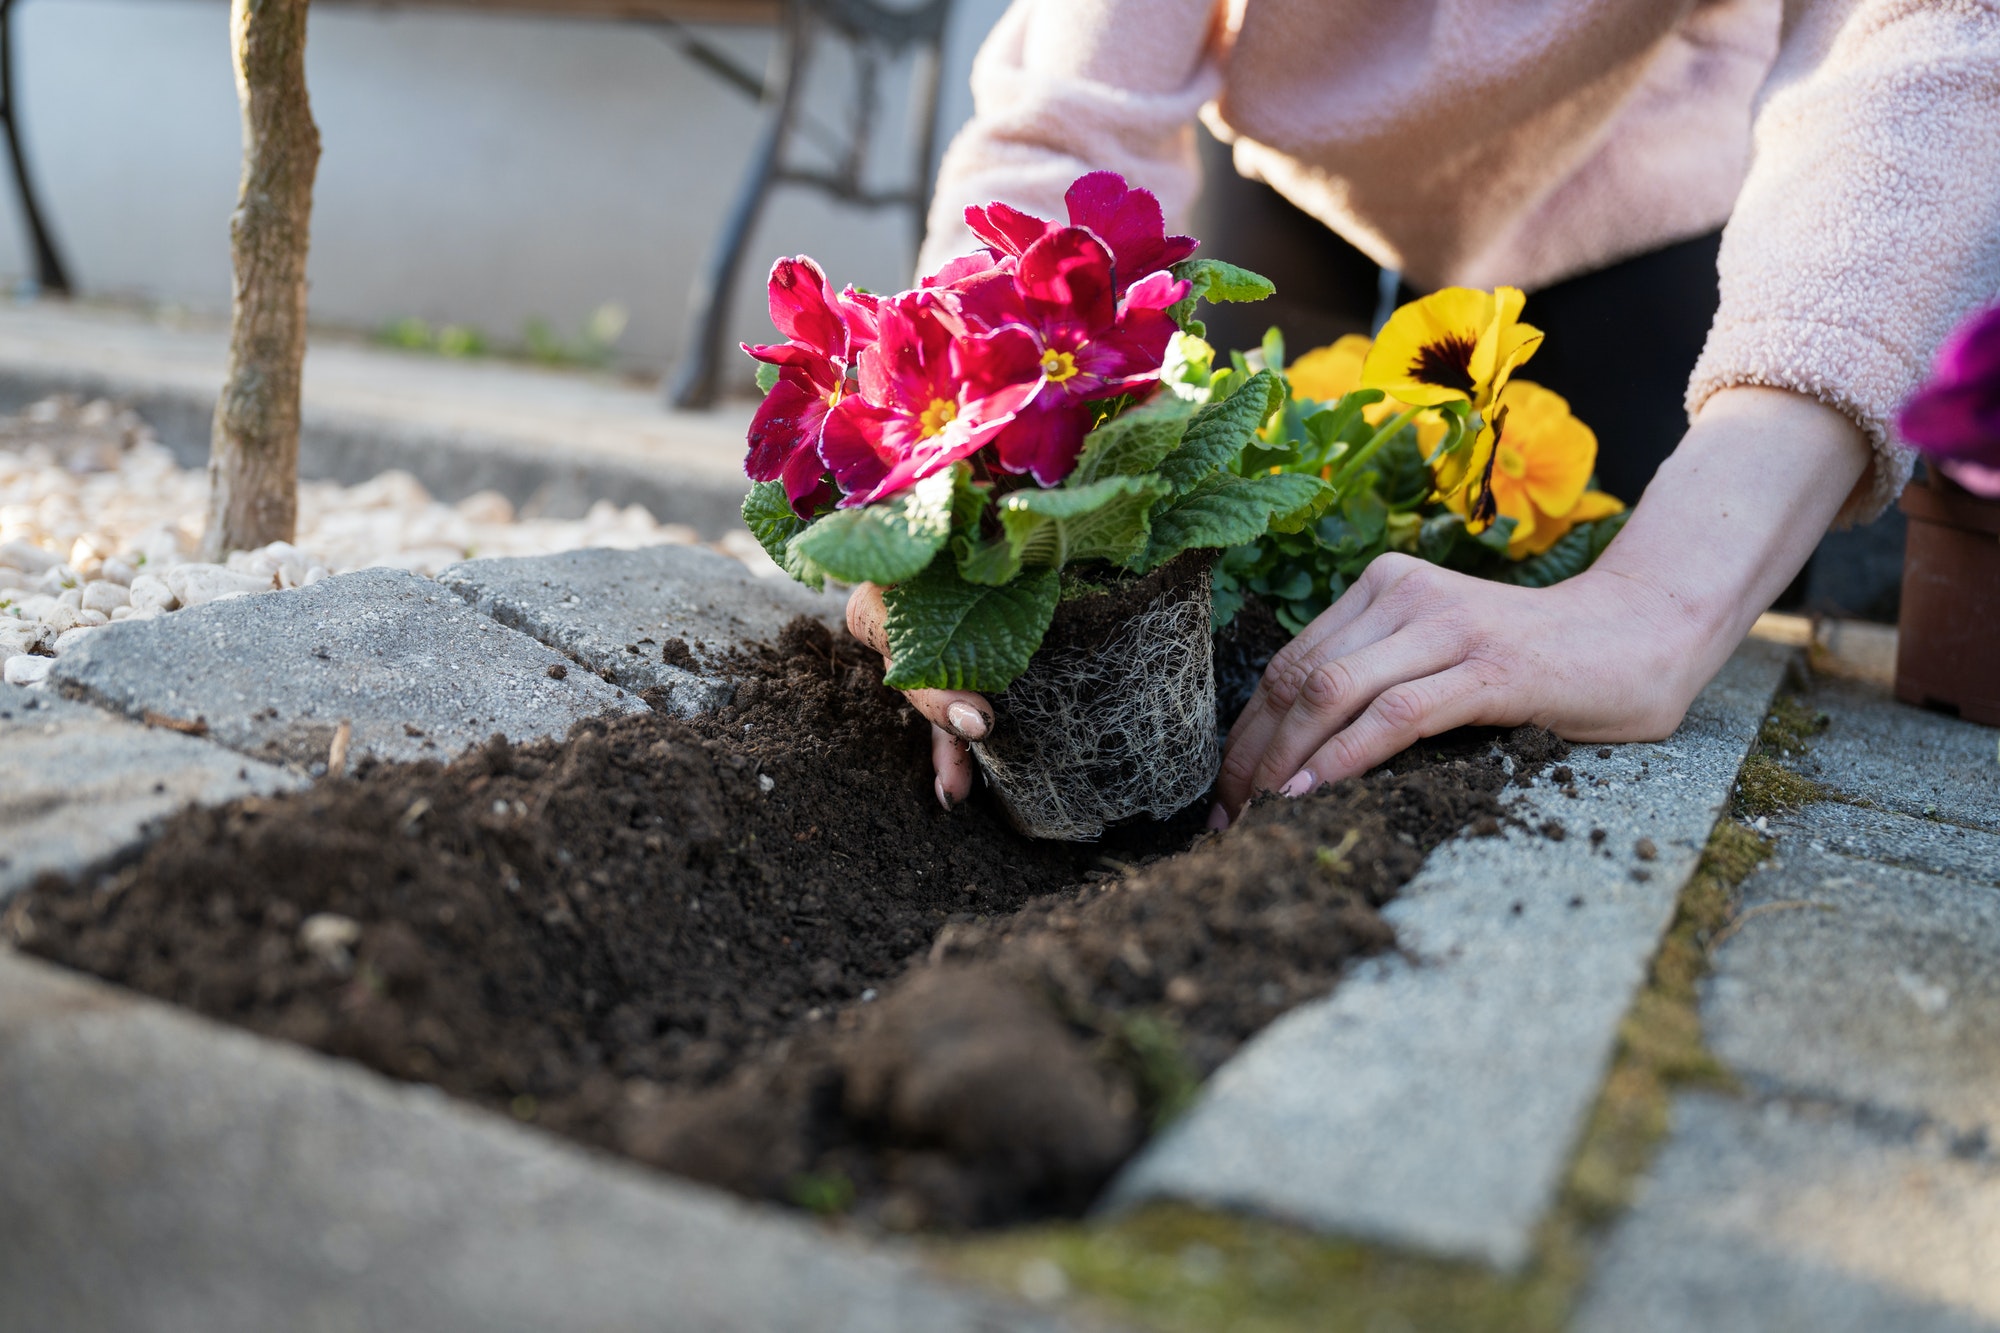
[918,396,958,439]
[1040,349,1079,384]
[824,381,844,409]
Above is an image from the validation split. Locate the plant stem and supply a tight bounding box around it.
[1327,407,1421,493]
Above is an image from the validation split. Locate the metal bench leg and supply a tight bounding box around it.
[0,0,70,295]
[665,0,809,411]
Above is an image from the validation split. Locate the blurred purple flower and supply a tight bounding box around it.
[1899,303,2000,499]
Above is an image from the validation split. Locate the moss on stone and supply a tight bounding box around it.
[1734,754,1825,817]
[937,821,1775,1333]
[1756,693,1829,758]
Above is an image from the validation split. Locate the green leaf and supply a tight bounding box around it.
[882,562,1060,692]
[1000,474,1172,569]
[741,480,825,590]
[1157,371,1283,494]
[1068,396,1193,486]
[1166,258,1276,332]
[788,468,955,586]
[1259,325,1286,375]
[1136,471,1330,571]
[754,361,781,394]
[955,529,1023,587]
[1265,472,1337,534]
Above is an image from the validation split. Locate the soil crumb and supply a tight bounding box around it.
[13,617,1520,1230]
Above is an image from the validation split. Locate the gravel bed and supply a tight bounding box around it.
[0,396,762,685]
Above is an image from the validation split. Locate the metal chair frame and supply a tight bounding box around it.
[662,0,951,408]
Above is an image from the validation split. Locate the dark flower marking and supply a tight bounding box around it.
[1409,333,1478,396]
[1469,405,1506,528]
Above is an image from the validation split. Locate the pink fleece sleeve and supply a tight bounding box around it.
[1688,0,2000,523]
[916,0,1223,277]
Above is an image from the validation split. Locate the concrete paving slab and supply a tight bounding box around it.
[1783,800,2000,887]
[1574,1093,2000,1333]
[1798,677,2000,834]
[439,545,848,716]
[0,948,1094,1333]
[0,685,305,900]
[49,568,645,768]
[1704,839,2000,1141]
[1105,638,1793,1270]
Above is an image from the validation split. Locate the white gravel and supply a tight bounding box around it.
[0,395,766,677]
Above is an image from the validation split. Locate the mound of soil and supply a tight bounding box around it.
[11,617,1526,1229]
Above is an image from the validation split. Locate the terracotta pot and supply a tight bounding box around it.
[1895,474,2000,725]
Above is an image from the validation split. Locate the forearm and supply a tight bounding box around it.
[1590,385,1870,685]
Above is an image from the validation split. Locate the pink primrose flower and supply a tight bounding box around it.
[963,171,1196,299]
[818,291,1043,507]
[741,257,878,515]
[1899,303,2000,499]
[942,226,1188,485]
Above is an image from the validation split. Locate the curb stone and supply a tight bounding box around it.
[49,567,646,768]
[1105,637,1794,1270]
[0,685,307,901]
[0,949,1100,1333]
[439,545,849,717]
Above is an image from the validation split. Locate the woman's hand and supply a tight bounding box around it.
[846,583,992,809]
[844,386,1871,824]
[1216,386,1871,819]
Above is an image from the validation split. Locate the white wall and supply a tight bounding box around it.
[3,0,1008,386]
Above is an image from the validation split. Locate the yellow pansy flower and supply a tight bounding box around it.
[1437,379,1624,556]
[1360,286,1544,415]
[1289,333,1446,455]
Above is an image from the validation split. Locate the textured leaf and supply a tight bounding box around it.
[882,562,1060,692]
[1136,471,1329,571]
[1001,475,1172,570]
[789,468,954,586]
[1068,396,1193,486]
[1166,258,1278,330]
[1265,473,1337,535]
[1157,371,1283,494]
[741,480,825,589]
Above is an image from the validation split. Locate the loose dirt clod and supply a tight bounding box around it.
[14,614,1529,1229]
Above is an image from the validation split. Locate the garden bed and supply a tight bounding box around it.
[9,612,1546,1230]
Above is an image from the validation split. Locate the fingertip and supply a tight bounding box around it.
[935,774,954,811]
[1205,802,1229,832]
[1279,768,1317,799]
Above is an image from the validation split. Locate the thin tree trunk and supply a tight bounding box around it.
[201,0,319,561]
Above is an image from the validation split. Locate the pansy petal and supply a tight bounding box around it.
[1363,287,1495,406]
[1499,381,1594,517]
[1288,335,1373,403]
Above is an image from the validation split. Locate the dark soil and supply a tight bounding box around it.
[11,616,1526,1230]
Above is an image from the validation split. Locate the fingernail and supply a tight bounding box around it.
[1205,803,1229,831]
[935,775,955,811]
[946,701,988,740]
[1280,769,1317,798]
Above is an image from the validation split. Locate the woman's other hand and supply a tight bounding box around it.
[1216,386,1870,819]
[846,583,992,810]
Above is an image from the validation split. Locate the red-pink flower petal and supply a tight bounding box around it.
[1018,227,1117,337]
[989,386,1092,486]
[766,257,847,360]
[747,367,834,485]
[1063,171,1197,294]
[964,200,1055,259]
[837,285,880,354]
[1121,269,1192,313]
[1072,304,1181,396]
